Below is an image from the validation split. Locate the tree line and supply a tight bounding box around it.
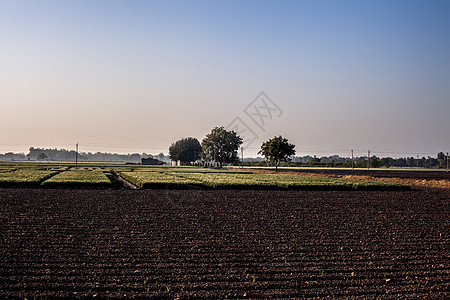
[1,128,447,170]
[246,153,448,169]
[0,147,170,163]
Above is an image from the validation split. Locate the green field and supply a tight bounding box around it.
[42,169,112,188]
[0,169,58,187]
[117,167,408,190]
[0,164,410,190]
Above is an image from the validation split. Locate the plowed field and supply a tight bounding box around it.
[0,188,448,299]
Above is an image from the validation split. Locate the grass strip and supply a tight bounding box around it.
[119,171,203,189]
[0,169,59,187]
[120,171,409,190]
[41,170,112,188]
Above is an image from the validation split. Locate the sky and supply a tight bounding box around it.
[1,0,449,158]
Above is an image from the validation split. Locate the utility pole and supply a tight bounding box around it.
[367,150,370,172]
[351,149,354,171]
[75,143,78,169]
[241,147,244,169]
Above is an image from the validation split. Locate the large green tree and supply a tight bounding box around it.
[201,126,243,165]
[258,136,296,172]
[168,137,202,164]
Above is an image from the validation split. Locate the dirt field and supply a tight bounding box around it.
[0,188,448,299]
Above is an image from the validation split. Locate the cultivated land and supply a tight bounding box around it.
[0,163,448,298]
[0,164,412,190]
[0,188,448,298]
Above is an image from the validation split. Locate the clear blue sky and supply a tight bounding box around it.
[1,0,449,157]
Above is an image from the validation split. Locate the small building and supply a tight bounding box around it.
[171,160,182,166]
[141,158,162,165]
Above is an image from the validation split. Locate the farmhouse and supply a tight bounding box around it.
[141,158,162,165]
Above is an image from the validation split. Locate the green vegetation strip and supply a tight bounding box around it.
[42,170,112,188]
[0,169,58,187]
[0,165,409,190]
[119,169,409,191]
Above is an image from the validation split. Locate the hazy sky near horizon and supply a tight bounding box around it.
[1,0,449,157]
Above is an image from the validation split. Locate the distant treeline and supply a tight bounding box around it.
[0,148,447,169]
[0,147,171,163]
[244,153,448,168]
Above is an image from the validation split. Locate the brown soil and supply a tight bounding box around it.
[0,188,448,298]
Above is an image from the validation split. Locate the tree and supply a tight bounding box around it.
[370,156,383,168]
[37,153,48,161]
[201,126,243,166]
[258,136,296,172]
[437,152,446,168]
[169,137,202,164]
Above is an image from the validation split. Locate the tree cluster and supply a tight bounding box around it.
[168,127,243,166]
[169,128,295,170]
